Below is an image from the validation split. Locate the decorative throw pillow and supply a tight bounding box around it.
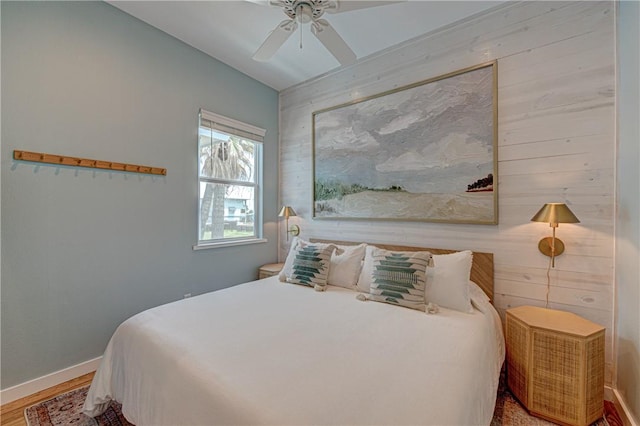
[279,238,335,291]
[327,243,367,289]
[367,248,432,311]
[425,251,474,313]
[279,236,302,281]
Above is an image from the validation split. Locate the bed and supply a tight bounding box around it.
[83,240,505,425]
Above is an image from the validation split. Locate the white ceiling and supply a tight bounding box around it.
[107,0,506,91]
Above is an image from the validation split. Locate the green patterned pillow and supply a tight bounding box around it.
[282,243,335,291]
[368,248,432,310]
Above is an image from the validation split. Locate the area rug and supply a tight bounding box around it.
[26,381,612,426]
[25,386,131,426]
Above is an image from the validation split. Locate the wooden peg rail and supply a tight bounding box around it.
[13,150,167,176]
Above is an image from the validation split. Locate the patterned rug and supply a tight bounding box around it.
[26,380,612,426]
[25,386,131,426]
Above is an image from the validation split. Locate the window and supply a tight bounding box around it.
[196,109,265,248]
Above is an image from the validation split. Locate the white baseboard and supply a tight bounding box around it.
[610,387,639,426]
[0,356,102,405]
[605,385,615,402]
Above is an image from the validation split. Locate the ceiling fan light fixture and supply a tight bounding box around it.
[296,3,313,24]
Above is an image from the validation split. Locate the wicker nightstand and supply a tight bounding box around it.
[258,262,284,279]
[505,306,605,426]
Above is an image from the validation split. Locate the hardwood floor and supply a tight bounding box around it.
[0,372,95,426]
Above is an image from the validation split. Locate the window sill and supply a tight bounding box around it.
[192,238,268,251]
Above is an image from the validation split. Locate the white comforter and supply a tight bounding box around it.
[84,276,505,425]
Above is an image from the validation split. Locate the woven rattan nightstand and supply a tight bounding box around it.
[505,306,605,426]
[258,262,284,279]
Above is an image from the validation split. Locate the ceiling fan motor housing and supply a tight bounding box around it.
[277,0,338,21]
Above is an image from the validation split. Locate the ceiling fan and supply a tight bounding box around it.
[252,0,397,66]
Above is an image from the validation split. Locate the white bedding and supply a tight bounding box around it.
[84,276,505,425]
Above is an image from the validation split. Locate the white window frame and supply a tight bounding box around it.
[193,109,266,250]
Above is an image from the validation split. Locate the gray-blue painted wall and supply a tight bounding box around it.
[1,1,279,388]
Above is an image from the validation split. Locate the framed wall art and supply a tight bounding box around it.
[312,61,498,224]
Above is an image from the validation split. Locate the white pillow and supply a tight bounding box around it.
[356,245,376,293]
[328,243,367,289]
[367,248,432,311]
[425,250,473,313]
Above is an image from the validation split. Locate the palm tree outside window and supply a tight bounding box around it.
[196,109,265,248]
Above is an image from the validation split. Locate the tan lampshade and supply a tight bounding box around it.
[531,203,580,270]
[278,206,297,218]
[531,203,580,226]
[278,206,300,240]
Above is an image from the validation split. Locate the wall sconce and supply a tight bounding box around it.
[531,203,580,268]
[278,206,300,241]
[531,203,580,308]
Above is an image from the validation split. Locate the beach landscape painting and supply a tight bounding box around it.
[312,61,497,224]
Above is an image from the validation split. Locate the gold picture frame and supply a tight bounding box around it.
[312,61,498,224]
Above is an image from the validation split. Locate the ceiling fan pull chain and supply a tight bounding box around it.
[298,4,304,49]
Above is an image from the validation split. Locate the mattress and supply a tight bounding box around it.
[83,276,505,425]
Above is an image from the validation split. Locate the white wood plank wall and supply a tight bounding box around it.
[279,1,616,383]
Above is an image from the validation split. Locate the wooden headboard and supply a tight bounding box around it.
[310,239,494,302]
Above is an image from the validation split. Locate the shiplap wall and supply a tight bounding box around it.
[279,1,615,382]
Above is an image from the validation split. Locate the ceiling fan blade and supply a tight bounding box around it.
[244,0,270,6]
[311,19,356,66]
[326,0,404,14]
[253,20,298,62]
[244,0,286,7]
